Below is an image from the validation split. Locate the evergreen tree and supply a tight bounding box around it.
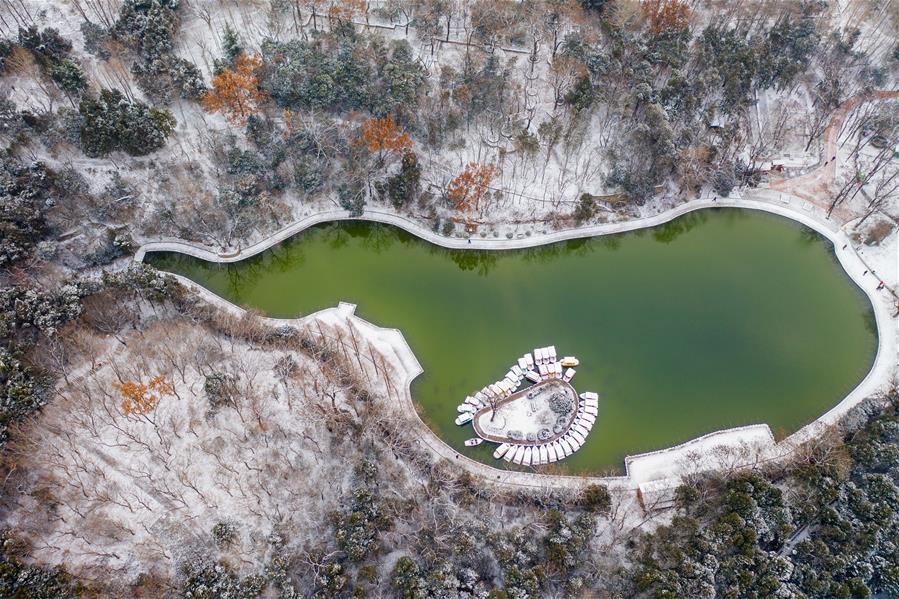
[78,88,176,157]
[49,59,87,95]
[386,151,421,208]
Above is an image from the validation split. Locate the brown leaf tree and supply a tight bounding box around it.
[641,0,691,34]
[202,52,268,124]
[358,114,413,164]
[447,162,500,214]
[116,375,174,416]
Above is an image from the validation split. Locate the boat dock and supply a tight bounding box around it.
[454,346,600,465]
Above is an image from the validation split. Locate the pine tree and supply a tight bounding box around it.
[386,151,421,208]
[78,89,176,157]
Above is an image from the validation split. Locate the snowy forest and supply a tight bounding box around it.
[0,0,897,596]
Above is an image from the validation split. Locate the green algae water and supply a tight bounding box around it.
[147,209,877,474]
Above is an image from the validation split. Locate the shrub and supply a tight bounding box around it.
[179,554,265,598]
[330,484,392,562]
[573,193,596,223]
[578,484,611,513]
[564,75,595,112]
[0,529,75,598]
[0,284,84,338]
[338,182,366,217]
[294,156,323,194]
[0,39,11,72]
[712,163,736,197]
[212,521,238,549]
[101,262,182,302]
[0,158,54,267]
[0,347,49,447]
[548,392,573,414]
[204,373,238,413]
[78,88,176,157]
[386,151,421,209]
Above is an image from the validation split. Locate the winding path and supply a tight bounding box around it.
[135,195,898,494]
[132,90,899,494]
[769,90,899,221]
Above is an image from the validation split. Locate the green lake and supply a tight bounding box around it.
[146,209,877,474]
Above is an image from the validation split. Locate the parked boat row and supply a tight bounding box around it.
[453,346,600,463]
[489,391,599,465]
[454,346,580,423]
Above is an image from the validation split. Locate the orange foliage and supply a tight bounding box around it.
[116,375,174,416]
[359,114,413,155]
[202,52,268,124]
[641,0,691,34]
[328,0,366,22]
[447,162,500,213]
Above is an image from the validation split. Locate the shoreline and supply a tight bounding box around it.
[134,196,897,491]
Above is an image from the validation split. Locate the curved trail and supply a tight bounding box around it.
[133,90,898,493]
[769,90,899,221]
[136,196,897,493]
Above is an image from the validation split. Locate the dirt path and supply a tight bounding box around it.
[769,90,899,223]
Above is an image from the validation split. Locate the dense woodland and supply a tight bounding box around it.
[0,0,894,249]
[0,0,897,597]
[0,263,897,598]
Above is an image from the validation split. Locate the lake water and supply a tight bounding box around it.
[147,209,877,473]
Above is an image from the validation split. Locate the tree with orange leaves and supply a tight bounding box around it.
[116,375,174,416]
[447,162,500,214]
[359,114,412,164]
[328,0,366,24]
[202,52,268,124]
[641,0,691,35]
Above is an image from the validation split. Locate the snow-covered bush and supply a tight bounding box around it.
[548,393,572,415]
[204,372,238,413]
[0,529,75,598]
[180,555,265,599]
[330,483,391,562]
[78,88,176,157]
[0,157,55,267]
[211,521,238,549]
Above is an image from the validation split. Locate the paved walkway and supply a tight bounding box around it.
[133,90,899,494]
[136,195,898,494]
[769,90,899,221]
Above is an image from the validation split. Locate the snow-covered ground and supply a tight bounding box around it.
[6,297,413,578]
[2,1,897,580]
[138,192,898,499]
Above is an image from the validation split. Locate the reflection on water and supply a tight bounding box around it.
[450,249,498,276]
[146,209,877,473]
[652,210,709,244]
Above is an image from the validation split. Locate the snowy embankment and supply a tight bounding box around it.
[137,191,898,496]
